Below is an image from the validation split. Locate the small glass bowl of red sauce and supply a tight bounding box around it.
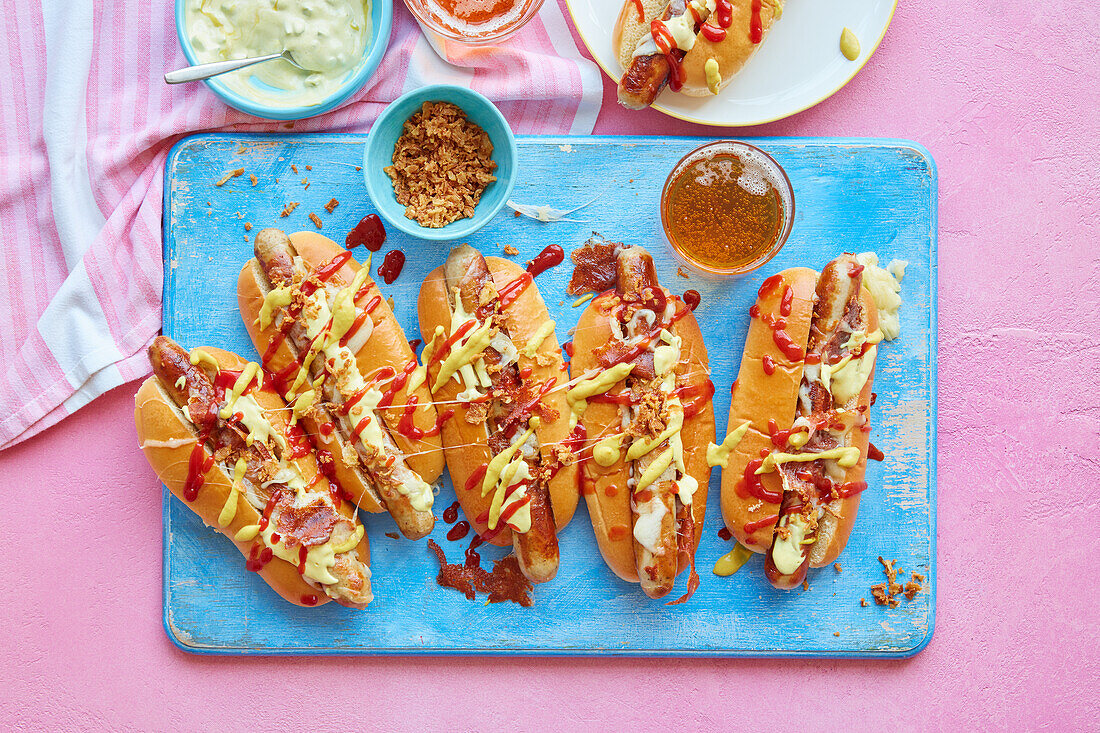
[660,140,794,277]
[403,0,544,45]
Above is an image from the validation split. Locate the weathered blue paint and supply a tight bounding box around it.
[162,134,937,656]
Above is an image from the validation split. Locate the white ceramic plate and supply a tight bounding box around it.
[565,0,897,126]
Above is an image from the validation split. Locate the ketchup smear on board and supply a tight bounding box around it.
[377,249,405,284]
[526,244,565,278]
[346,214,386,251]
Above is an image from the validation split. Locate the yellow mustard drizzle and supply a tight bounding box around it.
[636,446,675,492]
[328,266,372,345]
[188,348,219,371]
[234,524,260,542]
[593,434,623,467]
[771,515,810,574]
[488,458,534,532]
[626,407,683,462]
[706,420,750,468]
[290,389,316,424]
[218,457,247,527]
[787,430,810,448]
[713,543,753,576]
[520,320,556,358]
[259,285,293,330]
[481,423,537,498]
[433,321,494,392]
[704,58,722,95]
[571,293,595,308]
[218,361,262,419]
[756,446,861,474]
[566,362,635,427]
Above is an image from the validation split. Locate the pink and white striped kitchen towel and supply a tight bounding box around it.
[0,0,602,450]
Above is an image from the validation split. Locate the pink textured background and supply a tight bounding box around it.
[5,2,1099,728]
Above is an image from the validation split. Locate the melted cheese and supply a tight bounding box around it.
[632,0,715,57]
[633,495,667,554]
[230,392,289,452]
[259,284,293,330]
[706,421,750,468]
[771,515,810,575]
[856,251,907,341]
[218,361,262,420]
[824,344,878,406]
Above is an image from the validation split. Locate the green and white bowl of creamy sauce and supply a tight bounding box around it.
[177,0,392,119]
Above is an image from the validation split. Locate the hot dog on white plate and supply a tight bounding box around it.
[717,254,879,589]
[615,0,783,109]
[568,241,715,602]
[238,229,444,540]
[135,336,372,608]
[417,245,579,585]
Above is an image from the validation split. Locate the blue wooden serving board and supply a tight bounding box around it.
[162,134,937,656]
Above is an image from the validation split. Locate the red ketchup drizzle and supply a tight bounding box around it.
[650,20,685,92]
[758,274,783,298]
[428,409,454,437]
[718,527,733,541]
[779,286,793,316]
[766,418,801,448]
[749,0,763,44]
[183,427,215,502]
[429,320,477,366]
[743,514,779,533]
[298,545,309,575]
[804,352,822,365]
[306,252,354,295]
[564,424,587,455]
[447,521,471,542]
[526,244,565,278]
[837,481,869,498]
[409,338,422,352]
[737,459,782,503]
[465,464,489,492]
[340,300,379,348]
[496,273,533,312]
[683,289,701,311]
[715,0,732,27]
[378,360,418,408]
[680,380,715,418]
[377,250,405,285]
[258,490,282,532]
[443,501,460,524]
[270,533,281,545]
[245,544,274,572]
[631,0,643,20]
[497,492,532,527]
[589,390,637,405]
[761,354,776,375]
[563,342,574,358]
[688,4,703,25]
[346,214,386,252]
[396,396,422,439]
[868,443,885,462]
[749,303,761,319]
[764,314,804,361]
[700,23,726,42]
[848,263,865,278]
[300,594,319,606]
[464,534,485,567]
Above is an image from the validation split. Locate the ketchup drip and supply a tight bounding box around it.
[346,214,386,252]
[258,489,282,532]
[526,244,564,278]
[300,594,319,606]
[714,0,732,27]
[428,409,455,437]
[377,250,405,285]
[428,320,477,367]
[700,23,726,42]
[409,338,422,352]
[868,443,885,462]
[496,272,533,312]
[650,20,685,92]
[631,0,643,20]
[683,289,701,311]
[447,521,471,542]
[396,396,423,439]
[743,514,779,533]
[183,426,215,502]
[297,544,309,575]
[465,534,485,567]
[736,458,782,503]
[443,501,460,524]
[245,544,274,573]
[761,354,776,375]
[749,0,763,44]
[465,464,489,492]
[718,527,733,541]
[679,380,715,418]
[563,342,574,358]
[779,286,793,316]
[378,360,418,408]
[849,263,865,278]
[758,273,783,298]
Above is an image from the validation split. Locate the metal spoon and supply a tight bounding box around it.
[164,50,309,84]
